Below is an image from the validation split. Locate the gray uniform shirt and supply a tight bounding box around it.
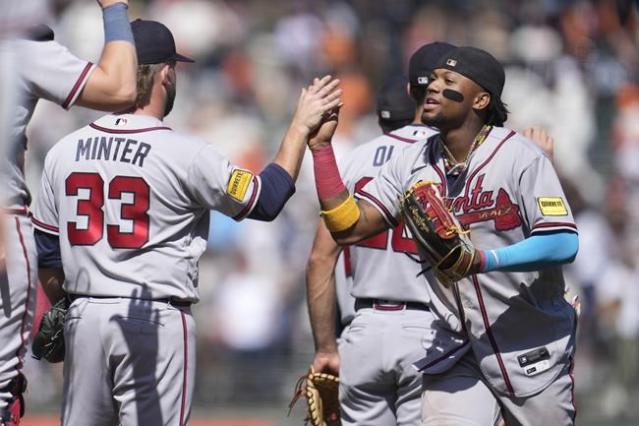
[33,113,261,302]
[361,126,578,398]
[342,124,436,303]
[4,39,94,208]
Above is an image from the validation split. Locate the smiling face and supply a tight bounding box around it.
[422,68,491,130]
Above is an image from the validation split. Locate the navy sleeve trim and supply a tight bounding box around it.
[35,229,62,269]
[247,163,295,221]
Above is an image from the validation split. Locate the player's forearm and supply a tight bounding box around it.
[39,268,66,304]
[310,145,388,245]
[76,3,137,110]
[271,124,310,181]
[306,257,339,353]
[306,222,343,352]
[479,232,578,273]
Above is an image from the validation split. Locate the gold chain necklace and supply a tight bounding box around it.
[440,125,492,176]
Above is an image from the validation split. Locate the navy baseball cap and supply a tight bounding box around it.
[434,46,505,97]
[131,19,194,65]
[408,42,456,87]
[377,76,416,122]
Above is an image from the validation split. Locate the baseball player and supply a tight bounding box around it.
[307,43,455,426]
[32,19,341,426]
[307,46,578,425]
[0,2,137,424]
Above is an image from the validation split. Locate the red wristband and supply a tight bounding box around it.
[312,145,346,200]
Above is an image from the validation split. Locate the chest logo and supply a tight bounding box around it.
[448,174,522,231]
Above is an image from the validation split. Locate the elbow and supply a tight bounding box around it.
[112,84,137,108]
[120,85,137,105]
[332,231,359,246]
[104,79,137,109]
[247,204,283,222]
[559,232,579,264]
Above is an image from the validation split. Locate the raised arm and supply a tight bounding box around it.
[306,220,342,375]
[273,76,342,180]
[307,115,389,245]
[244,76,342,222]
[75,0,137,110]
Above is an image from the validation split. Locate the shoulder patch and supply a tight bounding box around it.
[537,197,568,216]
[226,169,253,202]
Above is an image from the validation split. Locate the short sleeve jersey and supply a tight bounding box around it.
[360,126,578,397]
[33,114,261,302]
[5,39,94,208]
[340,124,437,303]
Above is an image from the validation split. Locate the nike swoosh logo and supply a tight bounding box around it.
[410,164,429,174]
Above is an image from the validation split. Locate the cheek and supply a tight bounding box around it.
[442,89,464,103]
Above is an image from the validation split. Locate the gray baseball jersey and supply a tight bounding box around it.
[343,124,436,303]
[360,126,578,398]
[0,38,92,412]
[33,113,261,301]
[5,39,94,208]
[32,113,262,425]
[336,124,439,426]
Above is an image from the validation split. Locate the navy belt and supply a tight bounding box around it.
[67,294,192,307]
[355,298,430,312]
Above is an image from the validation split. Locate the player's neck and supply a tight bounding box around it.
[132,103,166,121]
[439,120,485,163]
[129,89,168,121]
[412,106,423,125]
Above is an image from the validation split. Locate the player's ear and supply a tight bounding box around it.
[473,92,490,111]
[159,63,171,84]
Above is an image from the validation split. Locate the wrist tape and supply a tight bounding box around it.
[321,196,360,232]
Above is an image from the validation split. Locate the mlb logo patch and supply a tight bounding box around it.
[417,76,429,85]
[380,110,391,119]
[446,58,457,67]
[115,118,128,126]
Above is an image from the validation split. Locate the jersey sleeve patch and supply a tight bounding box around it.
[226,169,254,202]
[537,197,568,216]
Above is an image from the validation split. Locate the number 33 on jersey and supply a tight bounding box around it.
[32,114,261,300]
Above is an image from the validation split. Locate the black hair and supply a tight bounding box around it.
[484,96,509,126]
[379,117,413,134]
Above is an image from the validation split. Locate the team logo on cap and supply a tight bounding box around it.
[446,58,457,67]
[417,76,429,85]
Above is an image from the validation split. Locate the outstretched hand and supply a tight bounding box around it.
[291,76,342,141]
[523,127,554,160]
[308,105,341,151]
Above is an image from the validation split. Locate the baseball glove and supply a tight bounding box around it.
[400,180,477,287]
[288,368,340,426]
[32,298,68,363]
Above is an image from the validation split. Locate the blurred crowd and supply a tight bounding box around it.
[22,0,639,421]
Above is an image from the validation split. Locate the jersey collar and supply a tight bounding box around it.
[387,124,437,143]
[90,114,172,134]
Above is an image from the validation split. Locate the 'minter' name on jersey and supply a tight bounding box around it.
[75,136,151,167]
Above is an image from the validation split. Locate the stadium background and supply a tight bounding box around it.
[19,0,639,424]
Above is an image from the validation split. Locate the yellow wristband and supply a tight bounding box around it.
[320,196,360,232]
